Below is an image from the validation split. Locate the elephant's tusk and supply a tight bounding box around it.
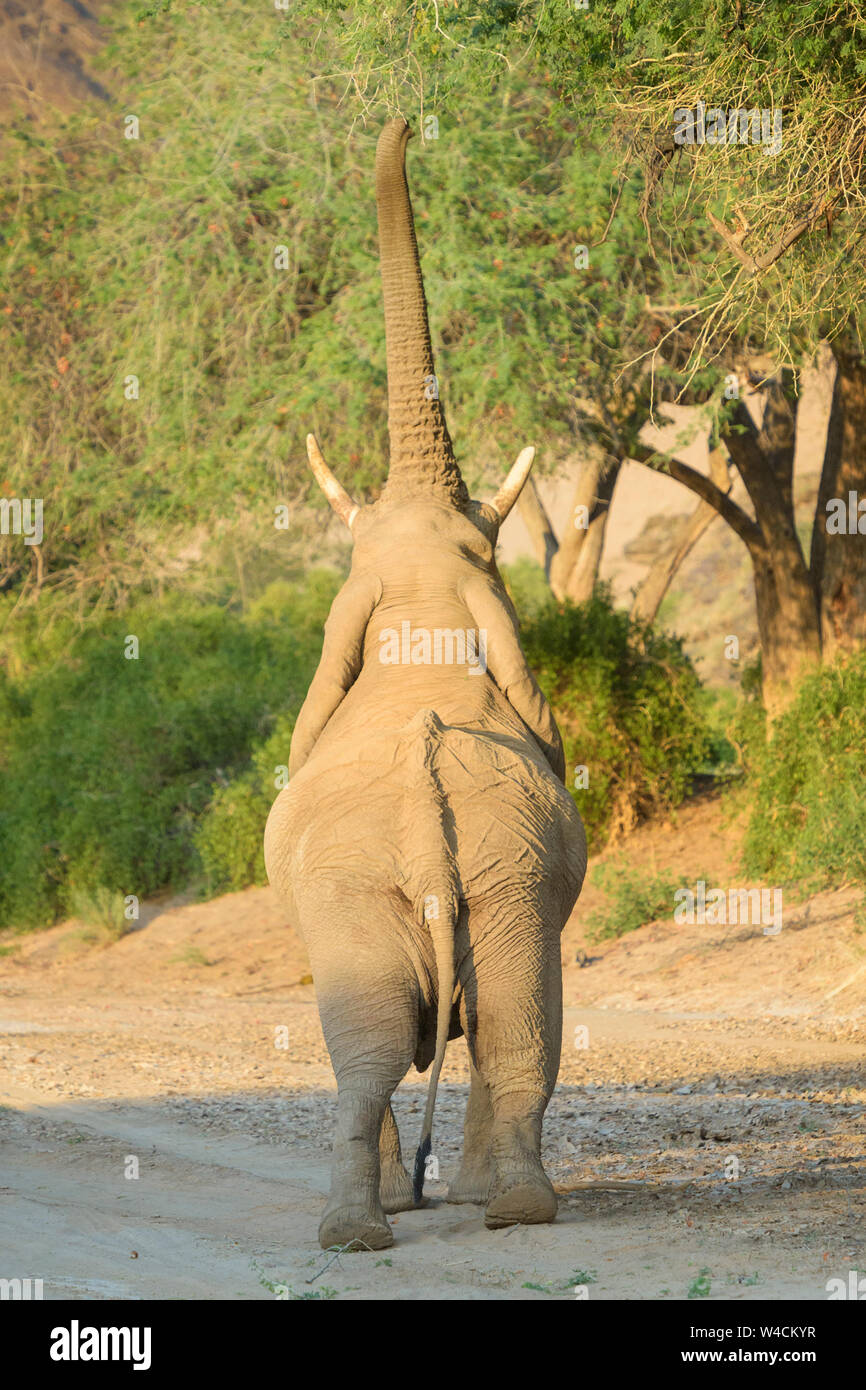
[306,434,360,530]
[489,446,536,522]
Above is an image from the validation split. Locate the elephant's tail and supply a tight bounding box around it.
[401,710,459,1204]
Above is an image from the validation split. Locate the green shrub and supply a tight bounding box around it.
[583,857,693,942]
[0,575,338,929]
[741,653,866,888]
[512,579,711,850]
[67,885,132,942]
[698,685,740,777]
[194,710,296,895]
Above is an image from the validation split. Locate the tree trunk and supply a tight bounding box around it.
[630,446,730,624]
[549,451,618,600]
[718,385,822,713]
[810,347,866,654]
[630,376,823,715]
[517,475,558,580]
[751,542,823,717]
[516,452,617,604]
[564,457,620,602]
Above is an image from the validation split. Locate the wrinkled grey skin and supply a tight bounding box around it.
[264,119,586,1250]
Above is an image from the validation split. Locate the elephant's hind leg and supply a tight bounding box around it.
[319,1084,394,1252]
[446,1061,493,1204]
[462,900,562,1229]
[379,1103,415,1214]
[302,895,420,1251]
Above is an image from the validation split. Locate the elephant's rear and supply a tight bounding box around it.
[265,708,585,936]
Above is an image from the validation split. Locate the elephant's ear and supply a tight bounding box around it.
[462,574,566,782]
[289,572,382,776]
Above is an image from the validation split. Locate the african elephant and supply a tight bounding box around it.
[264,118,586,1250]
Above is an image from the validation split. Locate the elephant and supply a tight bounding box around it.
[264,118,586,1251]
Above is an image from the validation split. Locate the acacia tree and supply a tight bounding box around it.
[288,1,866,711]
[519,0,866,694]
[583,0,866,696]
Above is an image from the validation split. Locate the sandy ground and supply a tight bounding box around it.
[1,792,864,1301]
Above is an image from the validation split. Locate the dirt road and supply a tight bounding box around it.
[1,1002,863,1301]
[1,797,864,1300]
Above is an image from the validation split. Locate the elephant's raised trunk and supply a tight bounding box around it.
[376,118,468,507]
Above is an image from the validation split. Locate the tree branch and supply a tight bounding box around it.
[630,447,730,623]
[629,441,762,549]
[708,193,842,276]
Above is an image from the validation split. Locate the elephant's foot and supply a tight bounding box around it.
[380,1161,416,1214]
[446,1166,491,1205]
[484,1126,557,1228]
[484,1168,557,1229]
[321,1127,392,1250]
[318,1200,393,1251]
